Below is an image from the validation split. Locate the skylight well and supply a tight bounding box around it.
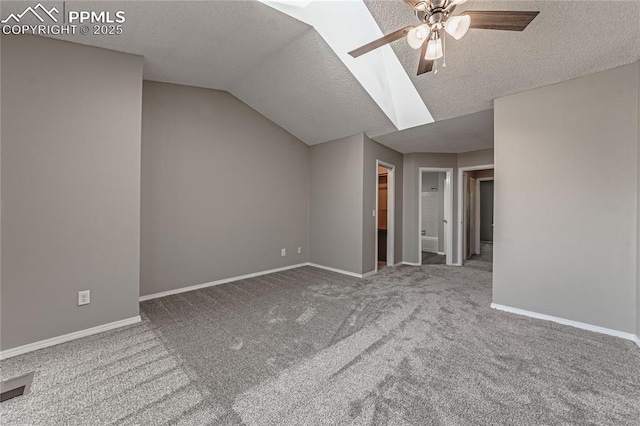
[259,0,434,131]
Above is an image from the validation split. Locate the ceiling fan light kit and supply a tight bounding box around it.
[348,0,539,75]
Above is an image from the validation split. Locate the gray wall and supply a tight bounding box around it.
[494,63,639,333]
[637,62,640,339]
[310,134,364,274]
[403,150,494,265]
[458,149,494,168]
[1,36,143,350]
[141,81,310,296]
[362,135,403,273]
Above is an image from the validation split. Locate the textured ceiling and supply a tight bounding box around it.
[3,1,640,152]
[364,0,640,121]
[373,109,494,154]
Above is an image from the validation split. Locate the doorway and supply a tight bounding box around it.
[418,167,453,266]
[458,165,494,263]
[375,160,394,272]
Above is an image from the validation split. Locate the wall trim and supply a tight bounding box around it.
[490,303,638,344]
[307,263,366,278]
[362,270,376,278]
[402,261,421,266]
[437,251,446,256]
[635,335,640,348]
[0,316,142,360]
[140,263,309,301]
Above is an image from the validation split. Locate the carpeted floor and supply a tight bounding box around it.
[2,246,640,425]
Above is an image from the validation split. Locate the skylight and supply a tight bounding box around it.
[259,0,434,131]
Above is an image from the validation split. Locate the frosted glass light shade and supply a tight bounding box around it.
[406,24,430,49]
[425,38,443,60]
[445,15,471,40]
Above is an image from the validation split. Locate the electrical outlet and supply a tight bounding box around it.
[78,290,90,306]
[372,210,376,217]
[281,248,286,256]
[297,247,302,254]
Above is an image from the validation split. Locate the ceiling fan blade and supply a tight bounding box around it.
[417,42,434,75]
[465,11,539,31]
[348,26,413,58]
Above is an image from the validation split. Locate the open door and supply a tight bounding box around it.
[376,161,394,272]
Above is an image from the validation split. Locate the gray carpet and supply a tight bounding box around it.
[2,246,640,425]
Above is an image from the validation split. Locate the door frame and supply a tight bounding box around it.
[418,167,454,266]
[375,160,395,272]
[457,164,494,265]
[476,177,494,251]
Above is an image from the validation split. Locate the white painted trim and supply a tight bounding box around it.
[474,177,481,255]
[308,263,367,278]
[140,263,309,301]
[418,167,453,266]
[402,261,421,266]
[458,164,494,265]
[362,270,376,278]
[0,316,142,360]
[375,160,395,272]
[437,251,446,256]
[634,335,640,348]
[490,303,638,343]
[393,262,402,267]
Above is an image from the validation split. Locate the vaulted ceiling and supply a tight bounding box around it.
[4,0,639,153]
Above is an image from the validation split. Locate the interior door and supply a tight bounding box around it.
[469,177,477,257]
[480,181,494,242]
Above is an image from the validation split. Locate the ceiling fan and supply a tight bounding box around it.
[348,0,539,75]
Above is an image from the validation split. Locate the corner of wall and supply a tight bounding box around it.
[636,60,640,341]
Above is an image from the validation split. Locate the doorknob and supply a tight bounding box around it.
[443,219,448,224]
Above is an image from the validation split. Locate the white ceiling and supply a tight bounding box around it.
[4,0,640,153]
[374,109,494,154]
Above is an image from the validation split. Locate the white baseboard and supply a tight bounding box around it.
[393,262,402,267]
[634,335,640,348]
[140,263,309,301]
[402,261,421,266]
[490,303,638,344]
[0,316,141,360]
[437,251,446,256]
[362,270,376,278]
[307,263,366,278]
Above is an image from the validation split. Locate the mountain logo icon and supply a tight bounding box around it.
[1,3,59,24]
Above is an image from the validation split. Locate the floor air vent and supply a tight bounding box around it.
[1,372,34,402]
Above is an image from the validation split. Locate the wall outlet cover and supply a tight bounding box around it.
[281,248,286,256]
[78,290,90,306]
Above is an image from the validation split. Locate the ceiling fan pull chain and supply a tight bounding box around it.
[442,29,447,68]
